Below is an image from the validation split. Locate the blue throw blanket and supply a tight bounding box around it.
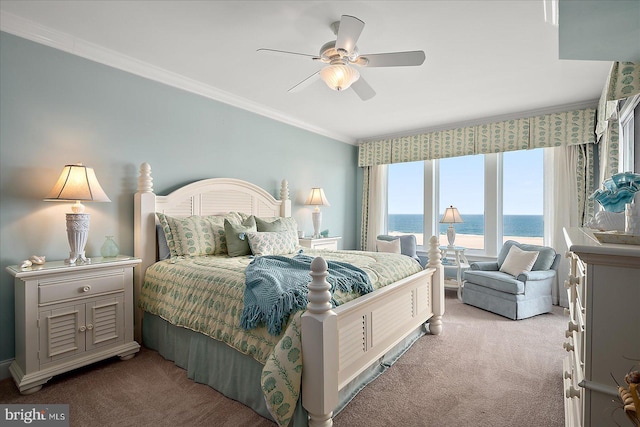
[241,253,373,336]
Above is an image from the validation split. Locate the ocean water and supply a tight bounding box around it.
[388,214,543,237]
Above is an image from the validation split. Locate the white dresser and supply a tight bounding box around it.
[563,227,640,427]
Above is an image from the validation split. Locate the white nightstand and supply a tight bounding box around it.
[298,236,342,250]
[6,256,141,394]
[439,246,470,300]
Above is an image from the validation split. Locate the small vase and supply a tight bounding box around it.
[625,203,640,235]
[100,236,119,258]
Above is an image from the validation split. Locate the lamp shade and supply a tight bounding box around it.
[319,64,360,91]
[305,188,330,206]
[45,164,111,204]
[440,206,463,224]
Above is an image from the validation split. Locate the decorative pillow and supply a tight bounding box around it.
[231,211,251,222]
[255,216,298,232]
[156,213,241,257]
[499,245,540,277]
[156,213,178,257]
[156,224,171,260]
[376,238,401,254]
[246,231,298,256]
[498,240,556,271]
[224,216,257,257]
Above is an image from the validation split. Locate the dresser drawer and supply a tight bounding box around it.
[563,356,582,427]
[39,270,125,304]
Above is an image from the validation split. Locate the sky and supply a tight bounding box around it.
[388,149,544,215]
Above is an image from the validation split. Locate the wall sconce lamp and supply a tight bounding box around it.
[44,163,111,264]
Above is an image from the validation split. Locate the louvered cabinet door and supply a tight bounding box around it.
[86,295,124,350]
[39,304,86,363]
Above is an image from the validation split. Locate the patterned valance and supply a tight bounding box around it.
[596,62,640,141]
[358,108,595,167]
[608,62,640,100]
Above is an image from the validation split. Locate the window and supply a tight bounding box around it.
[619,94,640,173]
[387,149,545,255]
[388,161,424,246]
[502,149,544,245]
[439,155,484,249]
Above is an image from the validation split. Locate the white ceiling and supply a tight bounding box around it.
[0,1,613,144]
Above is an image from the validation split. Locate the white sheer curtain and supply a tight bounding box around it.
[544,145,582,307]
[362,165,388,251]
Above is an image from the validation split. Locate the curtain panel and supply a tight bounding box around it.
[358,108,596,167]
[360,165,388,251]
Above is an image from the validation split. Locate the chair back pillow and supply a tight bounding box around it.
[376,234,418,259]
[499,245,539,277]
[376,238,401,254]
[498,240,556,271]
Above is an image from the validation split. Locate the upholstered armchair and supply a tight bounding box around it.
[376,234,422,265]
[462,240,560,320]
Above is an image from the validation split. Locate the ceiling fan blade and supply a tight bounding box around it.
[351,76,376,101]
[288,71,320,92]
[360,51,426,67]
[335,15,365,54]
[257,48,319,59]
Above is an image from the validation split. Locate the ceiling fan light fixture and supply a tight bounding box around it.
[319,64,360,91]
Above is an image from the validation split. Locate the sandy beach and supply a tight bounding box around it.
[389,232,543,249]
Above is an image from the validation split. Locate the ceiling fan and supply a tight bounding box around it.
[258,15,426,101]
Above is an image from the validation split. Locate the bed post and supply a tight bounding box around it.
[301,257,338,427]
[133,162,156,342]
[427,235,445,335]
[280,179,291,217]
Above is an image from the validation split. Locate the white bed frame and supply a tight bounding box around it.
[133,162,444,427]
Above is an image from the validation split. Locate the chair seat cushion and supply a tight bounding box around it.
[463,270,524,295]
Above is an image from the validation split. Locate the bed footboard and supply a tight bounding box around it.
[302,236,444,426]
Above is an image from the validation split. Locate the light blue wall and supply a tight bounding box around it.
[0,32,360,364]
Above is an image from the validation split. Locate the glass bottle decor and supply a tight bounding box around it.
[100,236,119,258]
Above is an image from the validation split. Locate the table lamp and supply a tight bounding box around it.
[44,163,111,264]
[305,188,330,238]
[440,205,464,247]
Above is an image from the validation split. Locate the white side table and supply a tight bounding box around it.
[6,256,141,394]
[439,246,470,300]
[298,236,342,250]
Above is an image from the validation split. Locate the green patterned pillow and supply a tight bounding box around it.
[255,216,298,233]
[156,212,178,257]
[232,211,251,222]
[224,216,257,257]
[246,231,298,256]
[156,213,242,257]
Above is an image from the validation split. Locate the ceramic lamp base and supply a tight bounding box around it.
[65,213,91,264]
[446,224,456,247]
[312,210,322,239]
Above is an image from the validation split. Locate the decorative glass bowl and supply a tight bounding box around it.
[590,172,640,213]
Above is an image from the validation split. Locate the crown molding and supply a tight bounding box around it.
[358,99,600,143]
[0,11,356,145]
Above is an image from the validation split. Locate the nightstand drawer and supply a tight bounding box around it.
[39,271,125,304]
[313,241,338,250]
[298,236,341,250]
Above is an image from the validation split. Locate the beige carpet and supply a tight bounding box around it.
[0,291,566,426]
